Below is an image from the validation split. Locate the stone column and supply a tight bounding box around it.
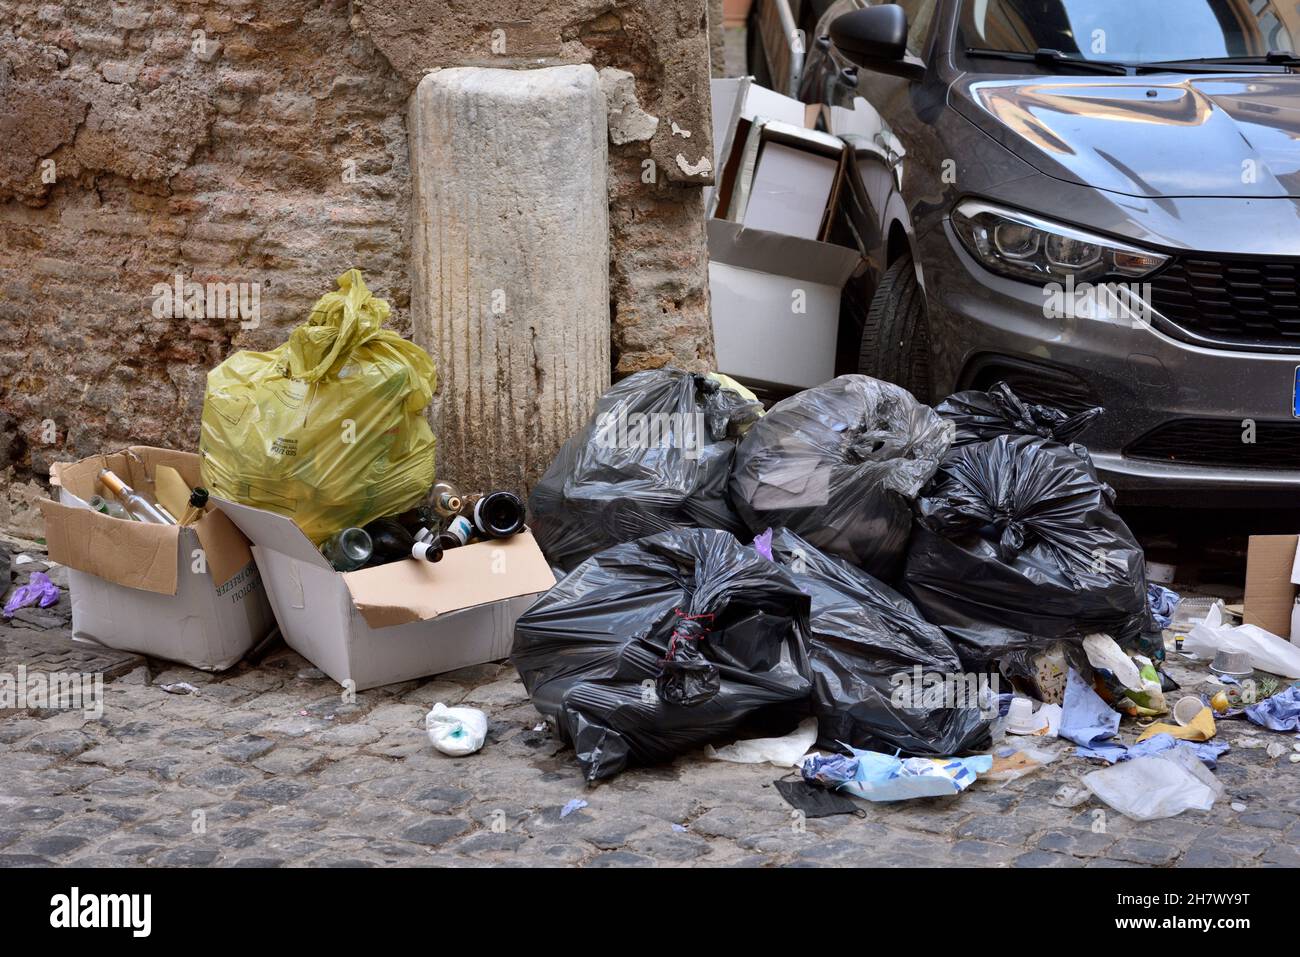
[408,65,611,496]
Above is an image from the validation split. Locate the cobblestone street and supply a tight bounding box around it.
[3,551,1298,869]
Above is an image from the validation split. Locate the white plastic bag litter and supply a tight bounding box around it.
[1081,747,1221,821]
[425,703,488,756]
[705,717,818,768]
[1184,602,1300,679]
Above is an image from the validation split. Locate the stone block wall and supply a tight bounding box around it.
[0,0,716,536]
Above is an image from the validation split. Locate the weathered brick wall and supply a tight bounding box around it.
[0,0,716,537]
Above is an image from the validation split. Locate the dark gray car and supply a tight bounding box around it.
[798,0,1300,500]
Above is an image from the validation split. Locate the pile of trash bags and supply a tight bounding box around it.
[517,372,1164,784]
[513,525,995,781]
[512,528,814,782]
[902,435,1151,668]
[200,269,438,543]
[528,369,763,572]
[730,375,952,580]
[935,382,1102,448]
[761,527,991,757]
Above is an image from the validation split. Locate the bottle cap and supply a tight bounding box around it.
[190,487,209,508]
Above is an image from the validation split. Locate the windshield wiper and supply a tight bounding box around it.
[1139,51,1300,70]
[965,47,1132,75]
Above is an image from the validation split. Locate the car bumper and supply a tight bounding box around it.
[921,221,1300,495]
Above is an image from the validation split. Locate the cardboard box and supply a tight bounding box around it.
[212,498,557,690]
[708,218,861,390]
[39,447,275,671]
[1243,534,1300,637]
[707,77,808,211]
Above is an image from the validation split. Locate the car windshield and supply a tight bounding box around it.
[959,0,1300,66]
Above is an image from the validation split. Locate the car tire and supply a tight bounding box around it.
[858,253,933,403]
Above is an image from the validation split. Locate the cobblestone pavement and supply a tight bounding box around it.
[2,551,1299,868]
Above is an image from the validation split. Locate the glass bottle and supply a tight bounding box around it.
[88,494,133,521]
[321,527,372,572]
[463,490,526,539]
[428,480,463,518]
[98,469,175,525]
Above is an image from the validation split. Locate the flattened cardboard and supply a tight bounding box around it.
[154,465,192,520]
[342,532,558,629]
[1243,534,1299,637]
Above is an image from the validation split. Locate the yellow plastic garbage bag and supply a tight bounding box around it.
[200,269,437,544]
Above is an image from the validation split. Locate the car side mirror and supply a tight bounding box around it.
[829,4,924,79]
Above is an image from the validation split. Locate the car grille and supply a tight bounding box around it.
[1150,256,1300,350]
[1126,419,1300,470]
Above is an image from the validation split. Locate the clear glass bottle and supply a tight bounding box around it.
[428,480,463,518]
[98,469,175,525]
[321,527,373,571]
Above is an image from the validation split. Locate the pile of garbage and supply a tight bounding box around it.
[514,370,1300,821]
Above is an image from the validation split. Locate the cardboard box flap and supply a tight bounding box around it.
[212,498,334,571]
[39,498,180,596]
[193,507,257,588]
[341,531,557,629]
[708,218,861,286]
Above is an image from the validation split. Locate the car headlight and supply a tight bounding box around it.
[951,200,1168,283]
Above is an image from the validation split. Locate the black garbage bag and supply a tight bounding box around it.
[901,434,1149,668]
[761,527,992,756]
[730,375,952,580]
[511,527,814,782]
[935,381,1103,448]
[529,369,762,572]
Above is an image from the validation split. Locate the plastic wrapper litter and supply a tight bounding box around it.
[200,270,437,543]
[762,528,992,756]
[511,527,813,782]
[730,375,952,580]
[935,382,1103,448]
[902,434,1150,668]
[528,369,763,572]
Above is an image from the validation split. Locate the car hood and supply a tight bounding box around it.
[951,73,1300,198]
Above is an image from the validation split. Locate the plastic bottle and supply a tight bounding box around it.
[321,527,372,572]
[1290,594,1300,646]
[98,469,176,525]
[463,490,526,539]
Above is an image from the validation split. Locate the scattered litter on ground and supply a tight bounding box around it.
[706,717,818,767]
[2,570,60,618]
[560,799,588,819]
[775,779,866,818]
[1082,746,1223,821]
[426,703,488,756]
[1244,684,1300,731]
[159,682,199,695]
[1184,602,1300,679]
